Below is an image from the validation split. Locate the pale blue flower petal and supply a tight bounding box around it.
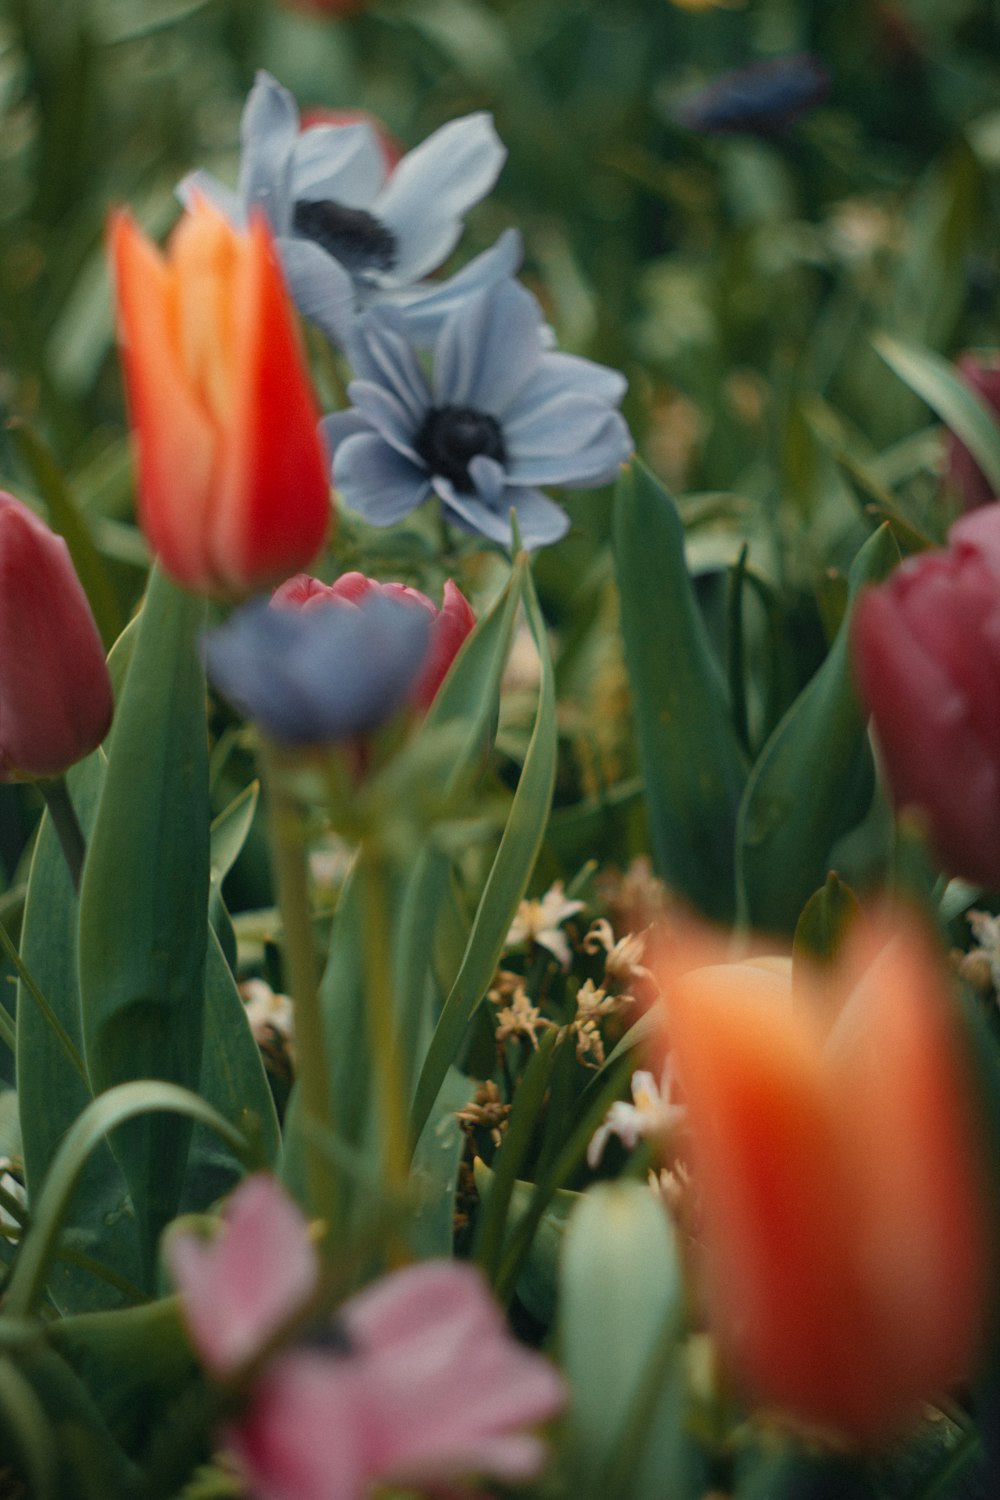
[290,124,386,208]
[374,114,506,284]
[504,395,633,485]
[348,310,433,425]
[238,72,299,231]
[276,236,355,347]
[387,229,523,347]
[346,381,424,465]
[433,278,542,413]
[205,595,430,745]
[320,410,370,451]
[518,350,627,408]
[177,170,245,226]
[334,433,431,524]
[437,471,569,550]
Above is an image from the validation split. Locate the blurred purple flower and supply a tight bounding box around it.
[179,71,517,348]
[204,591,430,745]
[676,54,830,136]
[168,1174,566,1500]
[322,278,633,550]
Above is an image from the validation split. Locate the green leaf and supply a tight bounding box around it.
[735,523,900,934]
[0,1353,59,1500]
[17,750,144,1313]
[474,1159,579,1324]
[793,872,863,968]
[78,566,210,1273]
[559,1181,694,1500]
[409,560,558,1148]
[5,1081,249,1320]
[874,333,1000,499]
[406,1065,471,1260]
[612,459,747,921]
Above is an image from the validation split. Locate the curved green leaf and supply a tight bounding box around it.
[613,459,746,921]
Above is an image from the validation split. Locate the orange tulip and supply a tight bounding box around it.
[659,912,991,1443]
[111,199,330,597]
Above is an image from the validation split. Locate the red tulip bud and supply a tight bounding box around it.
[0,492,113,781]
[853,531,1000,885]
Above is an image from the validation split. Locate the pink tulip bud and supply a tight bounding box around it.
[271,572,475,712]
[944,353,1000,512]
[853,531,1000,886]
[0,492,113,781]
[110,200,331,598]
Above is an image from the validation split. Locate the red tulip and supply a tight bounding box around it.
[853,531,1000,886]
[0,492,113,781]
[659,910,991,1443]
[944,353,1000,512]
[272,571,475,712]
[110,199,331,598]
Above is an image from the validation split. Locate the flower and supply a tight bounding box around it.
[168,1174,565,1498]
[271,571,475,713]
[852,523,1000,887]
[659,911,991,1442]
[0,492,113,780]
[944,353,1000,512]
[505,880,586,968]
[165,1174,320,1376]
[587,1064,685,1166]
[179,72,516,348]
[204,591,430,746]
[323,279,633,550]
[111,199,330,598]
[675,54,830,136]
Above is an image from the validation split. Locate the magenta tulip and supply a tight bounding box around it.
[853,529,1000,886]
[0,492,113,781]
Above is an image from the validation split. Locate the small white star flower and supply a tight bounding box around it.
[505,881,585,969]
[587,1065,686,1167]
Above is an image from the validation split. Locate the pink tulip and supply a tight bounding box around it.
[0,491,113,780]
[272,572,475,713]
[168,1175,565,1498]
[853,525,1000,886]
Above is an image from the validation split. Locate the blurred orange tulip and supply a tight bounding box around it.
[111,200,330,598]
[660,911,992,1443]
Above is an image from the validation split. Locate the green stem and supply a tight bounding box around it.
[359,847,409,1206]
[260,742,336,1235]
[38,777,86,893]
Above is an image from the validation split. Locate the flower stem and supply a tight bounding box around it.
[359,846,410,1213]
[260,741,336,1235]
[38,777,86,893]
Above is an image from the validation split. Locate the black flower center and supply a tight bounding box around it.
[292,199,397,276]
[414,405,507,491]
[299,1317,354,1357]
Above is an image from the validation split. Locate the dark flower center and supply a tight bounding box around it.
[299,1317,354,1357]
[414,406,507,491]
[292,199,397,276]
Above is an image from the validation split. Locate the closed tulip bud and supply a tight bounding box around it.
[272,571,475,712]
[944,353,1000,512]
[0,492,113,780]
[110,199,331,598]
[659,911,991,1443]
[853,533,1000,886]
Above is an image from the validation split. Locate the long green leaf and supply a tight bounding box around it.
[6,1081,248,1320]
[409,560,558,1148]
[874,333,1000,499]
[735,523,899,933]
[613,459,747,920]
[78,566,210,1272]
